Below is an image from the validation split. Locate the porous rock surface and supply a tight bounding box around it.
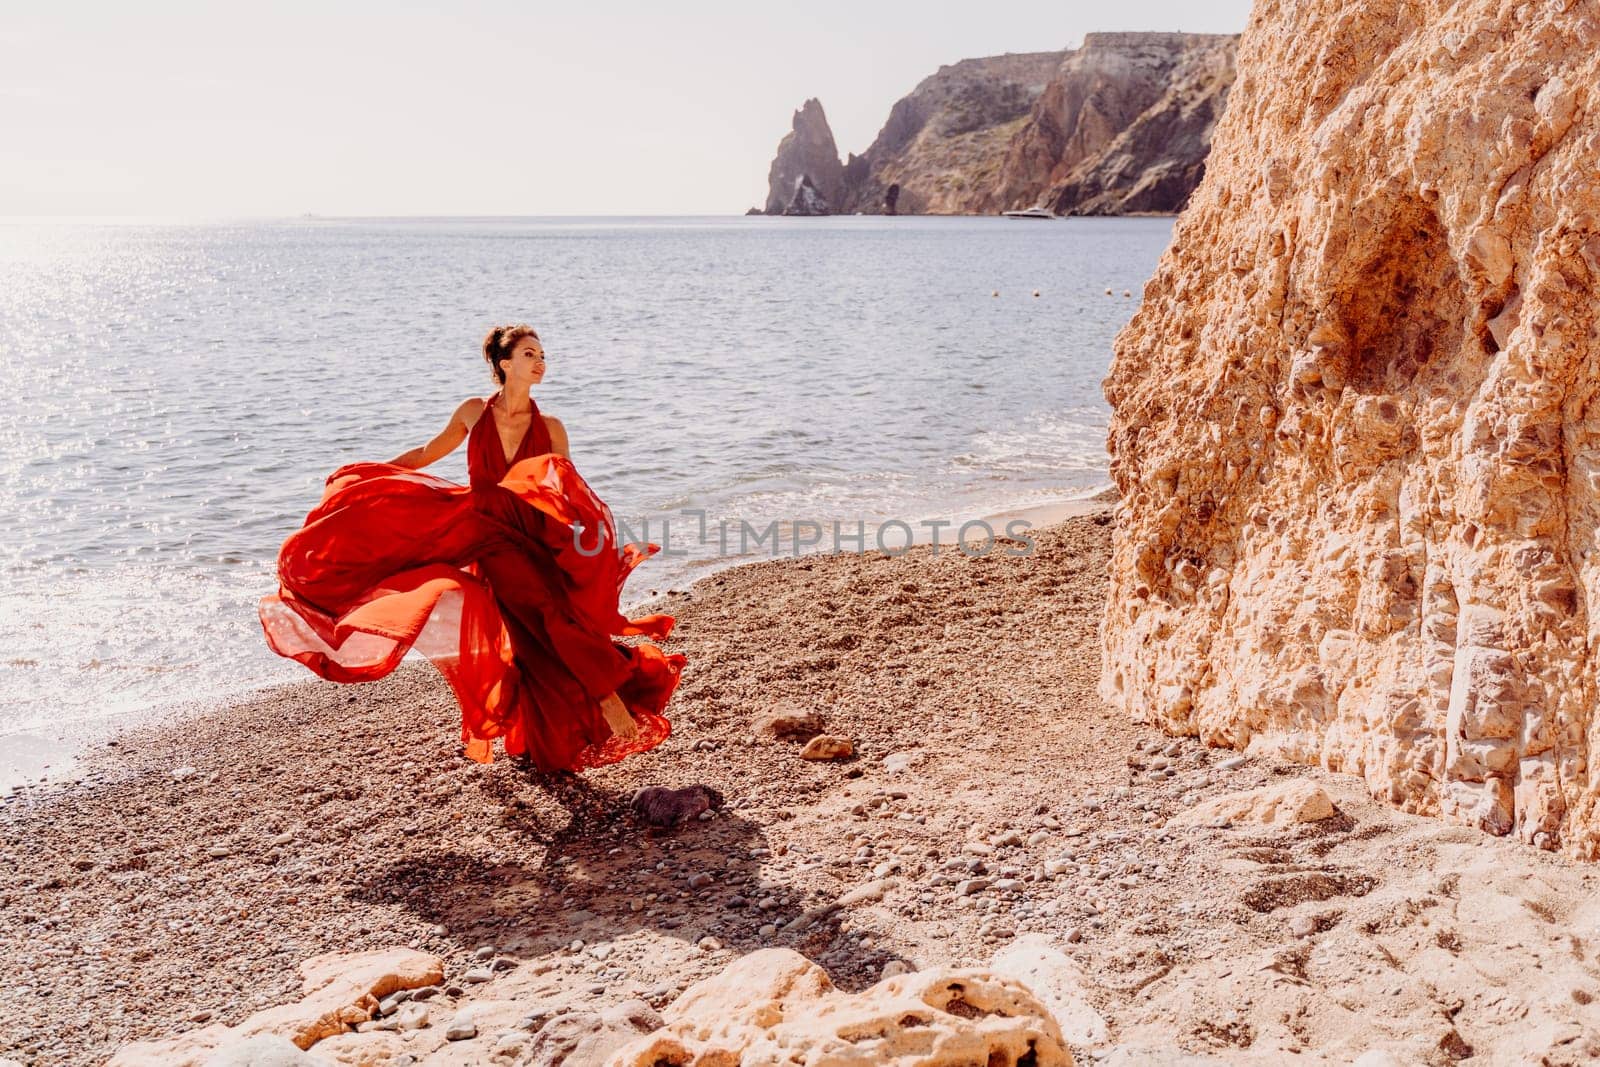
[104,948,443,1066]
[1171,781,1338,828]
[1102,0,1600,855]
[606,948,1073,1066]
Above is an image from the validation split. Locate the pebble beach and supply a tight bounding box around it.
[4,509,1599,1065]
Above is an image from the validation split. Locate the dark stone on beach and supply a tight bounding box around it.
[630,785,724,828]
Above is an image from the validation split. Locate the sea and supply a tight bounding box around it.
[0,214,1172,788]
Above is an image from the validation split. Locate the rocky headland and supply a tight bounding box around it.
[756,33,1237,217]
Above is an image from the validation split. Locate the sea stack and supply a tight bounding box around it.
[1102,0,1600,855]
[763,98,846,216]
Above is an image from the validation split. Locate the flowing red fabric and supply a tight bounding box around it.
[258,392,684,771]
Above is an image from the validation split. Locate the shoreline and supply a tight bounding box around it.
[0,486,1117,799]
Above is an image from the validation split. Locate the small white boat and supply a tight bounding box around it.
[1002,207,1057,220]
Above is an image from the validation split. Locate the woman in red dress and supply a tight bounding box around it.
[259,324,684,772]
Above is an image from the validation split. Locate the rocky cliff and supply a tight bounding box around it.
[835,51,1065,216]
[1101,0,1600,855]
[755,33,1237,216]
[997,32,1237,215]
[764,99,847,215]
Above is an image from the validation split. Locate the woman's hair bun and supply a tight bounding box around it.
[482,323,541,385]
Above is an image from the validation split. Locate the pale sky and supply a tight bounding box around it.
[0,0,1253,217]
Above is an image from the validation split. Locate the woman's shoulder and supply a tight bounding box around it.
[457,395,489,429]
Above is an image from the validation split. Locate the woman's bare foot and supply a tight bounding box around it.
[600,691,639,740]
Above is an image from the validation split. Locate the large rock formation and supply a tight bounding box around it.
[763,98,846,216]
[1101,0,1600,856]
[835,51,1065,216]
[756,34,1238,216]
[996,32,1238,215]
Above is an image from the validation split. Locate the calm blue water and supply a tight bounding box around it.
[0,215,1170,771]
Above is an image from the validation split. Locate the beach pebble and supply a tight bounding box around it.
[800,735,853,761]
[394,1003,430,1030]
[588,943,614,961]
[687,873,714,890]
[1288,914,1317,938]
[516,1008,555,1032]
[881,959,914,979]
[445,1013,477,1040]
[1217,756,1248,771]
[759,924,778,938]
[754,706,825,739]
[491,1031,527,1058]
[958,878,992,896]
[697,936,723,952]
[409,985,442,1002]
[171,766,197,781]
[882,751,922,774]
[472,945,496,961]
[462,966,493,984]
[377,991,412,1016]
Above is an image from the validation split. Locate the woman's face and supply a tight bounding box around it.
[505,336,546,386]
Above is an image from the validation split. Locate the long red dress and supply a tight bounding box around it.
[258,392,683,771]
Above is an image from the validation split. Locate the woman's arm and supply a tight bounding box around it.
[543,415,570,460]
[389,398,482,469]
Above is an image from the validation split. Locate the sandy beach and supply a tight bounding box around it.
[3,508,1598,1065]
